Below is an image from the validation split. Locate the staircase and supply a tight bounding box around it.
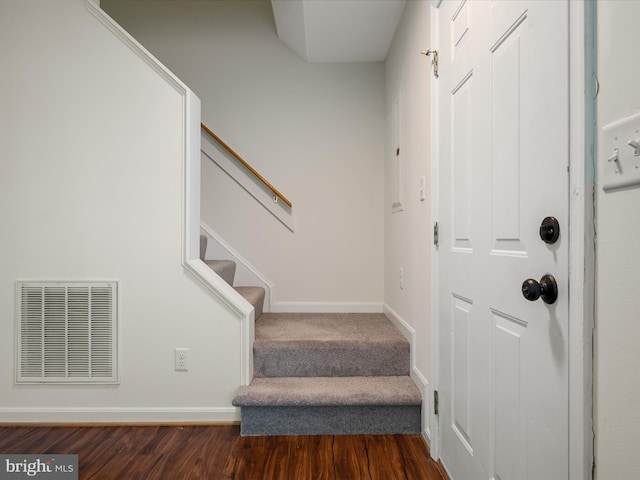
[200,235,422,436]
[199,235,265,319]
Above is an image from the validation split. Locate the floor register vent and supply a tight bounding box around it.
[16,281,118,384]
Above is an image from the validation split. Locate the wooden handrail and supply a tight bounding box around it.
[201,123,292,208]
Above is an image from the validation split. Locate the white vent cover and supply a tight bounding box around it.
[16,282,118,384]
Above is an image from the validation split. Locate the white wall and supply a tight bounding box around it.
[383,0,432,436]
[0,0,242,422]
[102,0,385,309]
[595,1,640,477]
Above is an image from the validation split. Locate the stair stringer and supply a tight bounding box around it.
[84,0,255,388]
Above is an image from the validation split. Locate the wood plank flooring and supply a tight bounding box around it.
[0,425,443,480]
[0,425,445,480]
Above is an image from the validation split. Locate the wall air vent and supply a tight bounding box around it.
[16,282,118,384]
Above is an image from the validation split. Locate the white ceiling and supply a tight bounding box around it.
[271,0,406,63]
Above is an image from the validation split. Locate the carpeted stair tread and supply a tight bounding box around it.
[253,313,409,377]
[205,259,236,286]
[232,376,421,407]
[256,313,406,344]
[235,286,265,320]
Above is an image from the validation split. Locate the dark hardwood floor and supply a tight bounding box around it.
[0,425,445,479]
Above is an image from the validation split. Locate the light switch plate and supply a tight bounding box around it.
[601,112,640,191]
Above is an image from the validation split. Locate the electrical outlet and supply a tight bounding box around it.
[175,348,188,371]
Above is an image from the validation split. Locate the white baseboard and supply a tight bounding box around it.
[270,302,384,313]
[382,304,414,342]
[383,303,431,444]
[415,370,432,445]
[199,225,383,317]
[0,407,240,424]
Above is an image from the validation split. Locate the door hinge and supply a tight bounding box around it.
[433,222,439,247]
[421,49,439,78]
[434,390,439,415]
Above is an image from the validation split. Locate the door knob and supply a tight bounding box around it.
[539,216,560,244]
[521,274,558,304]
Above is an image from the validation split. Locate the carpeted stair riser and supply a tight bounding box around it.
[200,235,208,262]
[235,286,265,321]
[205,259,236,286]
[254,343,409,378]
[238,405,421,436]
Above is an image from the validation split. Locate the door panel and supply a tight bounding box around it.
[452,294,473,452]
[452,73,473,251]
[491,20,525,253]
[437,1,569,479]
[493,313,525,480]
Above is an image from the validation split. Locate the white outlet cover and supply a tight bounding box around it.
[175,348,188,371]
[601,112,640,191]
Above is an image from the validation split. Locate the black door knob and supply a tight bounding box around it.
[539,217,560,244]
[521,274,558,304]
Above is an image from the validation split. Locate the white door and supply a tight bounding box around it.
[437,1,569,479]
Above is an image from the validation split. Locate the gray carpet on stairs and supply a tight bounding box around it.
[235,286,265,320]
[238,404,422,436]
[233,312,422,436]
[205,259,236,286]
[201,237,421,436]
[253,313,409,377]
[233,376,421,406]
[200,235,207,261]
[199,235,265,318]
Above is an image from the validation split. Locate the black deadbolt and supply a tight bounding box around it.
[522,274,558,304]
[539,216,560,244]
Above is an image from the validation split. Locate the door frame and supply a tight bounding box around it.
[428,1,595,478]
